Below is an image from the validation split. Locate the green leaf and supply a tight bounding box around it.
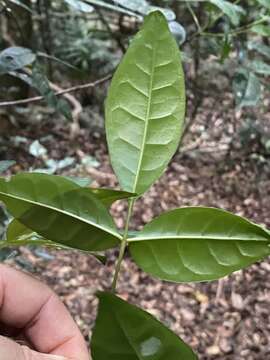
[5,219,56,249]
[168,21,186,44]
[91,292,198,360]
[7,0,33,12]
[4,219,107,264]
[64,0,94,12]
[0,47,36,75]
[251,24,270,37]
[249,60,270,75]
[86,0,141,17]
[233,69,261,108]
[36,173,133,206]
[248,41,270,59]
[129,207,270,282]
[147,6,176,21]
[114,0,149,13]
[106,11,185,195]
[65,176,92,187]
[8,70,33,86]
[62,177,135,206]
[37,52,80,72]
[32,64,72,120]
[7,218,47,243]
[256,0,270,9]
[0,173,121,251]
[0,161,15,174]
[113,0,177,20]
[90,188,136,207]
[208,0,245,26]
[220,37,232,63]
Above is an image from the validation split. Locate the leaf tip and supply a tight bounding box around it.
[144,9,168,25]
[96,291,114,303]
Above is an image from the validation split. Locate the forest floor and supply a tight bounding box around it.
[2,84,270,359]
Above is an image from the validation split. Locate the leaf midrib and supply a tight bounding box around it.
[132,43,156,193]
[0,191,121,239]
[127,235,270,242]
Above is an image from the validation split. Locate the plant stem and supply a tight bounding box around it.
[0,74,112,107]
[111,198,135,292]
[200,16,268,38]
[188,3,267,43]
[186,1,202,33]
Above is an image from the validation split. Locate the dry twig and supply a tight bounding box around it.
[0,74,112,107]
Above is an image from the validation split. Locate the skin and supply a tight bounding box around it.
[0,264,90,360]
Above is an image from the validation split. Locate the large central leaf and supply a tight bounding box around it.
[91,292,197,359]
[106,11,185,195]
[0,173,121,251]
[129,207,270,282]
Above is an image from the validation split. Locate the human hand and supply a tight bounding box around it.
[0,264,89,359]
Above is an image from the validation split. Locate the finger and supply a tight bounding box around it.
[0,336,68,360]
[0,265,89,360]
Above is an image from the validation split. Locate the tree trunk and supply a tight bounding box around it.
[0,0,33,100]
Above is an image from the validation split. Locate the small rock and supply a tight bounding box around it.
[219,338,233,353]
[180,308,195,322]
[206,345,220,355]
[231,292,244,310]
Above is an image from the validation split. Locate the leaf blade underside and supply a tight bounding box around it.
[106,11,186,195]
[91,292,198,360]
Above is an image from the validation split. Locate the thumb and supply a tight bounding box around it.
[0,336,69,360]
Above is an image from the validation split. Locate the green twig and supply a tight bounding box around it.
[198,16,268,39]
[186,1,202,33]
[111,198,135,292]
[96,7,126,54]
[188,0,267,43]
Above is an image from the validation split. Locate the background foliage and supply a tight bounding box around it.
[1,0,269,108]
[0,0,269,158]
